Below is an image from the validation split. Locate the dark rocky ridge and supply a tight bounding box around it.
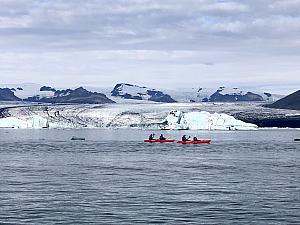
[209,91,264,102]
[26,87,115,104]
[266,90,300,110]
[0,88,21,101]
[147,90,176,103]
[232,112,300,128]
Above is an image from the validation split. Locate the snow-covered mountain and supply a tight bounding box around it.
[26,87,115,104]
[166,86,281,103]
[0,83,282,104]
[0,84,114,104]
[111,83,177,103]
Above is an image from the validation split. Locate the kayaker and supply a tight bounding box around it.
[149,133,155,140]
[193,136,198,141]
[159,134,166,140]
[182,135,190,141]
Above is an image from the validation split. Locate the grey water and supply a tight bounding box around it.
[0,129,299,224]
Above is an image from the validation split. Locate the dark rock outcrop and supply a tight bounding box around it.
[266,90,300,110]
[209,91,264,102]
[232,111,300,128]
[147,90,176,103]
[0,88,21,101]
[40,86,56,92]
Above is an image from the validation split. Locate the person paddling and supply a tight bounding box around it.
[149,133,155,140]
[193,136,198,141]
[182,135,190,141]
[159,134,166,140]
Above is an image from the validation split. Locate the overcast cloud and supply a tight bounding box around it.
[0,0,299,93]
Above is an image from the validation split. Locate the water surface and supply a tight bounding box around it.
[0,129,299,224]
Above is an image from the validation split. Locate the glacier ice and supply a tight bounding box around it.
[0,115,48,128]
[0,103,260,130]
[162,110,257,130]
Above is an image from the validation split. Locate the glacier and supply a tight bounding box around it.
[0,103,258,130]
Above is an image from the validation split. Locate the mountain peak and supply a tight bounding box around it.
[27,87,115,104]
[111,83,176,103]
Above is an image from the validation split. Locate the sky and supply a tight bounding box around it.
[0,0,300,94]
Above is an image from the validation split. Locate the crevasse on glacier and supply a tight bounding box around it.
[0,105,257,130]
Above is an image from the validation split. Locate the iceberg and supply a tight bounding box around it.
[162,110,258,130]
[0,115,48,129]
[0,117,28,128]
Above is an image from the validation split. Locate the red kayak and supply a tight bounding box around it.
[144,139,176,143]
[177,140,211,144]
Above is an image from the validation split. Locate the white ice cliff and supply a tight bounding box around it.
[162,110,257,130]
[0,115,48,128]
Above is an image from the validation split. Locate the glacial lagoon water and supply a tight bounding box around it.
[0,129,299,224]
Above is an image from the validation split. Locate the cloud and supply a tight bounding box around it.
[269,0,300,12]
[0,0,297,51]
[0,0,299,93]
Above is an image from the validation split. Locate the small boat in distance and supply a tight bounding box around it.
[294,138,300,142]
[71,137,86,141]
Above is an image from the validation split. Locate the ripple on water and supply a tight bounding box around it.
[0,129,299,224]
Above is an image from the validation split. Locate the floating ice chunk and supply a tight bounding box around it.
[0,117,28,128]
[0,115,48,129]
[163,110,257,130]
